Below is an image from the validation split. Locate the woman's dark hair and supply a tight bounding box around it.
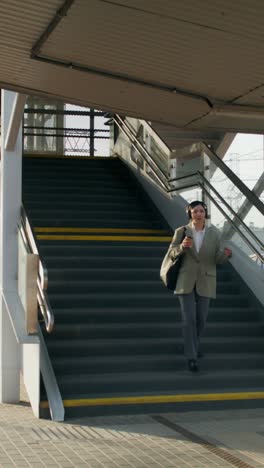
[186,200,208,219]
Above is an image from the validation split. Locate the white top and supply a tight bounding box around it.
[192,224,206,253]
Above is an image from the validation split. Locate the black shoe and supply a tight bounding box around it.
[188,359,198,372]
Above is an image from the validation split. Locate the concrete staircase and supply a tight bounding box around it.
[22,155,264,418]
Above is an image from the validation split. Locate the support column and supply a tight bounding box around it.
[90,109,95,156]
[0,90,25,402]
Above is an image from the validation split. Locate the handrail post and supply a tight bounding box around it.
[19,206,54,333]
[18,232,39,334]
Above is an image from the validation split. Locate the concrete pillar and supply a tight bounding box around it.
[0,90,24,402]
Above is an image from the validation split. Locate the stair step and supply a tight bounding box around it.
[28,203,156,213]
[41,248,168,259]
[46,321,264,339]
[31,219,164,229]
[40,241,167,250]
[47,279,240,295]
[23,185,137,195]
[52,352,264,375]
[29,210,157,221]
[48,292,248,308]
[26,200,150,209]
[23,169,130,177]
[55,368,264,396]
[47,267,233,283]
[44,255,166,268]
[50,306,259,323]
[23,192,139,202]
[23,176,133,185]
[46,337,264,357]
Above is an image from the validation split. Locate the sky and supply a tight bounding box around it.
[224,134,264,187]
[211,133,264,229]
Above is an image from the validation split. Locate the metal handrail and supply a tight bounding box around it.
[199,172,264,253]
[168,171,264,254]
[169,173,264,263]
[202,186,264,263]
[115,117,264,264]
[114,115,169,191]
[19,206,54,333]
[202,142,264,217]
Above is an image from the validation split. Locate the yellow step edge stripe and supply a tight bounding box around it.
[34,227,170,234]
[39,391,264,409]
[36,235,171,242]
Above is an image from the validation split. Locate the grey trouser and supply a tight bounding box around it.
[177,287,210,359]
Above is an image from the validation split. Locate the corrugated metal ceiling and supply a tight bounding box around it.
[0,0,264,134]
[42,0,264,101]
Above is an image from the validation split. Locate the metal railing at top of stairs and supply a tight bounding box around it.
[19,206,54,333]
[168,171,264,264]
[170,171,264,250]
[114,115,264,265]
[114,114,264,216]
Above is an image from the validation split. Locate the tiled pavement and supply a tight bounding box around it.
[0,386,264,467]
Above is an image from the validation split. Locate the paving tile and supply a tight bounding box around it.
[1,388,264,468]
[0,465,16,468]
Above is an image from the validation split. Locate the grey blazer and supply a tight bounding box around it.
[168,223,229,298]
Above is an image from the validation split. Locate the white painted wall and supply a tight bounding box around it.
[0,90,40,416]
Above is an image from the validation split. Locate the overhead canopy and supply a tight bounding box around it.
[1,0,264,133]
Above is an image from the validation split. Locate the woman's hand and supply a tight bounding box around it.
[224,247,232,257]
[182,236,193,249]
